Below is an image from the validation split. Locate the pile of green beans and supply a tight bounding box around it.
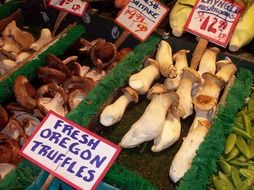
[209,95,254,190]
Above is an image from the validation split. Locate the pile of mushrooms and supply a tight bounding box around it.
[0,37,132,179]
[99,40,238,184]
[0,20,52,76]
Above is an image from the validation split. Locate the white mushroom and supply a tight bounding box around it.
[119,84,179,148]
[1,39,21,59]
[0,163,16,180]
[164,49,190,91]
[29,28,52,51]
[0,59,17,74]
[175,67,201,119]
[193,72,225,111]
[151,111,181,152]
[155,40,177,78]
[100,87,139,127]
[169,120,211,182]
[16,52,31,63]
[198,47,220,77]
[128,58,160,94]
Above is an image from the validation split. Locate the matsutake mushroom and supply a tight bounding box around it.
[37,82,68,116]
[151,111,181,152]
[100,87,138,127]
[128,58,160,94]
[119,84,179,148]
[164,49,190,91]
[175,67,201,119]
[169,120,211,182]
[155,40,177,78]
[13,75,37,110]
[30,28,52,51]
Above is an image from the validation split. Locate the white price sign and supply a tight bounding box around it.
[115,0,168,41]
[184,0,243,47]
[49,0,88,16]
[20,112,121,190]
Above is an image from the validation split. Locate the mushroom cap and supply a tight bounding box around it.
[208,47,220,54]
[147,83,168,100]
[182,67,201,84]
[122,87,139,103]
[193,95,217,111]
[173,49,190,61]
[144,58,159,68]
[0,105,8,130]
[216,60,233,71]
[13,75,37,110]
[67,88,87,110]
[202,72,225,89]
[37,82,66,102]
[13,30,35,50]
[63,76,94,94]
[38,67,67,84]
[46,53,72,77]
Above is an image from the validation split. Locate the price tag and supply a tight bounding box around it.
[115,0,168,41]
[49,0,88,17]
[184,0,243,47]
[20,111,121,190]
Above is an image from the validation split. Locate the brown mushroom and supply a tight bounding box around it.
[0,133,22,165]
[13,75,37,110]
[0,163,16,180]
[0,105,8,130]
[63,76,94,94]
[79,38,104,53]
[38,67,67,84]
[73,62,90,77]
[46,53,72,77]
[67,88,88,110]
[37,82,68,116]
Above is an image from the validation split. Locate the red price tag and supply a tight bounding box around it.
[184,0,243,47]
[49,0,88,17]
[115,0,168,41]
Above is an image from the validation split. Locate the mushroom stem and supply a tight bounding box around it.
[156,40,177,78]
[198,47,220,77]
[175,67,201,119]
[100,87,138,127]
[169,119,211,183]
[165,49,190,90]
[119,84,179,148]
[216,60,237,83]
[29,28,52,51]
[128,58,160,94]
[151,111,181,152]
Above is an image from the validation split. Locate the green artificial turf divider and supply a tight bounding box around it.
[177,68,254,190]
[0,0,22,19]
[0,24,85,103]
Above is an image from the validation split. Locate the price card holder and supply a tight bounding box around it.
[115,0,169,42]
[20,111,121,190]
[184,0,243,47]
[49,0,88,17]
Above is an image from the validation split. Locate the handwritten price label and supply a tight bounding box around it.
[49,0,88,17]
[184,0,243,47]
[115,0,168,41]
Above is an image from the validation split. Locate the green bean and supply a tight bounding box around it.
[236,136,251,158]
[229,159,252,167]
[218,159,231,175]
[225,134,237,154]
[232,127,254,140]
[236,178,254,190]
[247,165,254,171]
[241,112,252,136]
[237,155,248,162]
[213,176,233,190]
[218,172,235,190]
[231,167,242,188]
[239,168,254,179]
[227,147,240,161]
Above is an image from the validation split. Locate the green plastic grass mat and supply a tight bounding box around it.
[177,68,254,190]
[67,34,160,126]
[0,0,22,19]
[0,24,85,103]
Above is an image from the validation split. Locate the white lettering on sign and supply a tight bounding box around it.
[49,0,88,17]
[20,112,121,190]
[115,0,168,41]
[184,0,243,47]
